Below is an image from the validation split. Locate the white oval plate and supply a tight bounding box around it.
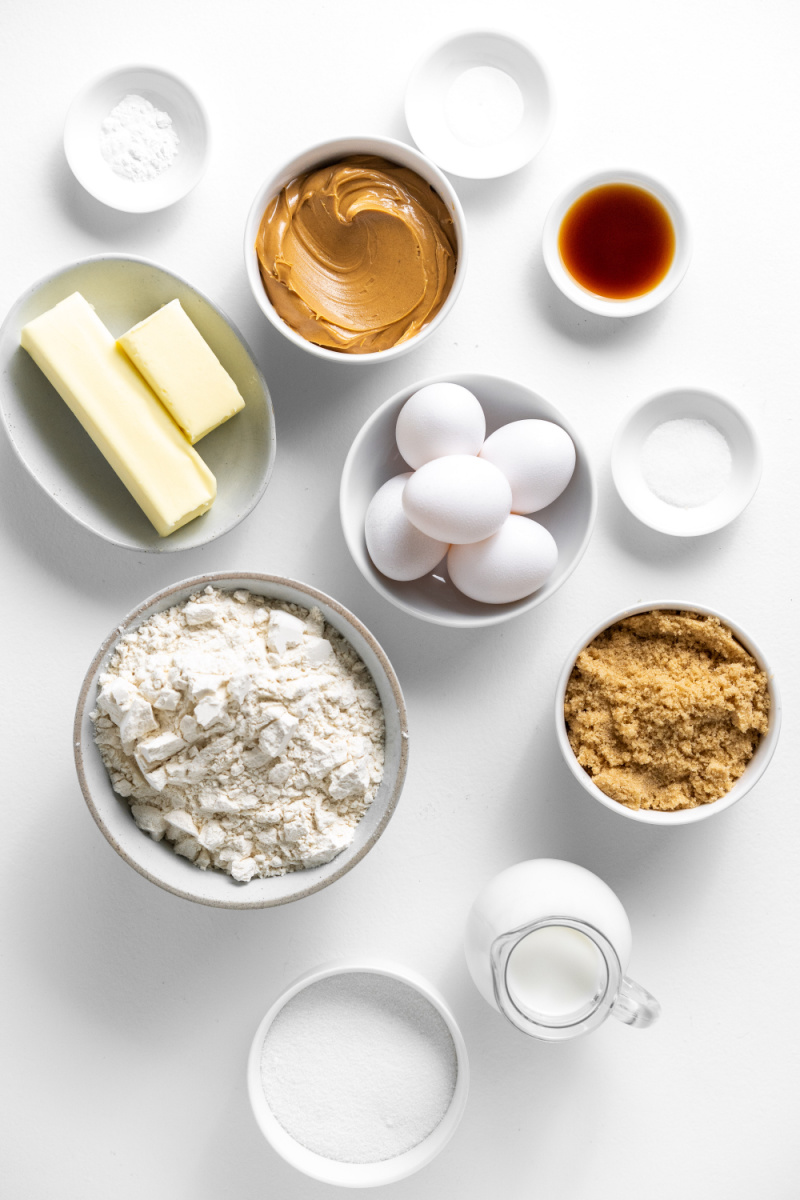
[0,255,276,551]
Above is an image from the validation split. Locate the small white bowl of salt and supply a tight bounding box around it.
[612,388,762,536]
[64,65,209,212]
[248,961,469,1187]
[404,30,554,179]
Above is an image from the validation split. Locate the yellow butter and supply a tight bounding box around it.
[20,292,216,537]
[118,299,245,443]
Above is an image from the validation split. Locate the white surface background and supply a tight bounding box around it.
[2,2,798,1196]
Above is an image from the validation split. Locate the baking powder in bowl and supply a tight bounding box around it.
[100,94,180,182]
[260,972,458,1163]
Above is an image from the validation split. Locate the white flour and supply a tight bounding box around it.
[99,93,180,182]
[91,587,385,882]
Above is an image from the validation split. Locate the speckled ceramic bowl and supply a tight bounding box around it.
[74,573,408,907]
[555,600,781,825]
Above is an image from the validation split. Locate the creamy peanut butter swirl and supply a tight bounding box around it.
[255,156,458,354]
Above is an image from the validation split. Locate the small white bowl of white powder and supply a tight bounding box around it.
[75,574,408,908]
[248,961,469,1186]
[611,388,762,536]
[64,65,209,212]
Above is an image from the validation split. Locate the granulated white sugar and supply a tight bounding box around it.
[641,417,732,508]
[260,972,458,1163]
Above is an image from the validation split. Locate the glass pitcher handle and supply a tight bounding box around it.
[611,976,661,1028]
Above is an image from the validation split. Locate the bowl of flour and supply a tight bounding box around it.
[74,573,408,908]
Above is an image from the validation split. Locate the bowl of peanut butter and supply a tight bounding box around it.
[244,136,467,361]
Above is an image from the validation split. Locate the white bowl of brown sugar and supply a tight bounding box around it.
[554,602,781,825]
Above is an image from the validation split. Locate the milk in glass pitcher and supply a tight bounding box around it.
[464,859,660,1041]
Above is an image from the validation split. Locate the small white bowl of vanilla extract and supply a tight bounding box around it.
[542,169,691,316]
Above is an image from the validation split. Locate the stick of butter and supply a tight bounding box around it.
[118,299,245,443]
[20,292,216,537]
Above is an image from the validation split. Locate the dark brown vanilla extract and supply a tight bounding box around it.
[558,184,675,299]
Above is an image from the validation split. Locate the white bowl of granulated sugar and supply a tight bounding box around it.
[248,960,470,1186]
[64,65,210,212]
[74,573,408,909]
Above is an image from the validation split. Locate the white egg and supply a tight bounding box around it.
[396,382,486,469]
[448,515,558,604]
[403,455,512,544]
[365,474,449,581]
[479,419,576,513]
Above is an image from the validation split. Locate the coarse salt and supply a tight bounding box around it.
[260,972,458,1164]
[641,417,732,508]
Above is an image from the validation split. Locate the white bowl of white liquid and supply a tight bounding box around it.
[464,859,660,1040]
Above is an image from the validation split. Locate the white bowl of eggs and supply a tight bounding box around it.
[340,374,596,627]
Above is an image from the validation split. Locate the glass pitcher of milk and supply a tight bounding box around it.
[464,859,660,1041]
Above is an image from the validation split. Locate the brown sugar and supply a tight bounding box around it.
[564,610,770,811]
